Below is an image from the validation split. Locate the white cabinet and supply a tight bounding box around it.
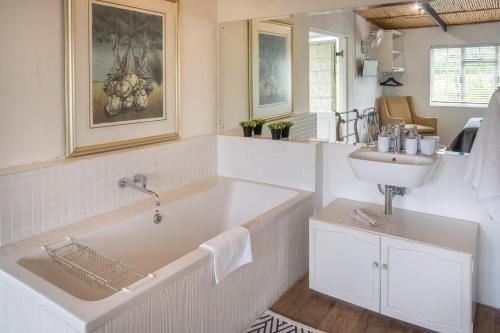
[309,199,478,333]
[380,237,473,333]
[309,223,380,312]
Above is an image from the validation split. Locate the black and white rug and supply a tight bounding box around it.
[245,310,326,333]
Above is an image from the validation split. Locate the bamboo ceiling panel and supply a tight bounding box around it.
[356,0,500,29]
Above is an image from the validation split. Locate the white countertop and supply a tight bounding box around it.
[311,198,478,255]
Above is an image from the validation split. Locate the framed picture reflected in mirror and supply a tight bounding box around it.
[250,20,293,120]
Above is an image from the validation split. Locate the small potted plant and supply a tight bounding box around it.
[239,120,256,137]
[253,119,266,135]
[281,121,294,139]
[268,122,285,140]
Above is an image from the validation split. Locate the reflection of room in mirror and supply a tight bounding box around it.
[218,2,499,151]
[218,10,383,143]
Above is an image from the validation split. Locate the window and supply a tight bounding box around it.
[430,45,500,106]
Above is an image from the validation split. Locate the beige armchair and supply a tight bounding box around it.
[379,96,438,135]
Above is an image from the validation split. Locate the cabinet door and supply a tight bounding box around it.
[381,236,472,333]
[309,221,381,312]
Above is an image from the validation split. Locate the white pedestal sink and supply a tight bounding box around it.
[348,147,441,188]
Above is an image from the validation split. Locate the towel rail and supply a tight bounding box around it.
[335,107,378,143]
[335,109,361,143]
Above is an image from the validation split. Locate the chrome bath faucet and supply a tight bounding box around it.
[118,174,162,223]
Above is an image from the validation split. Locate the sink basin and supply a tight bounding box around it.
[348,147,441,188]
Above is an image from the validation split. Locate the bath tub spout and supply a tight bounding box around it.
[118,175,160,207]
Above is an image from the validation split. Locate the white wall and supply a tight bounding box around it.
[0,0,218,169]
[217,0,407,23]
[0,0,66,168]
[179,0,218,137]
[322,143,500,308]
[383,22,500,146]
[217,135,318,192]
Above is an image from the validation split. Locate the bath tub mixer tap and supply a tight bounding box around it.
[118,174,162,224]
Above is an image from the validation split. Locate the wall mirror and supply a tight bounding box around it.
[218,1,500,154]
[219,10,370,143]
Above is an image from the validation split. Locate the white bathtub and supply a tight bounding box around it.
[0,177,313,333]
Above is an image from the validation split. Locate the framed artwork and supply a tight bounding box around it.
[65,0,178,157]
[250,20,293,120]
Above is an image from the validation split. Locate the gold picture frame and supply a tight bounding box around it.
[65,0,179,157]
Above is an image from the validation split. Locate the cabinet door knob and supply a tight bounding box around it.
[381,264,388,270]
[373,262,379,268]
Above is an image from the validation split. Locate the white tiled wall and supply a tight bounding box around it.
[217,135,318,192]
[0,136,217,246]
[1,134,318,247]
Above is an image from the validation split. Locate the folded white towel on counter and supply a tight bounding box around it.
[465,88,500,222]
[200,226,253,284]
[351,208,385,226]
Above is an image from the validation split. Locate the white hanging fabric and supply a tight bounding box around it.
[465,87,500,222]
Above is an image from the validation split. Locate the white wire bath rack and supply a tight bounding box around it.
[42,237,154,293]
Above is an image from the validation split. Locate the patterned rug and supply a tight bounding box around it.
[245,310,327,333]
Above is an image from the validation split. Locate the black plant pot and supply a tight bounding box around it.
[242,127,253,137]
[270,129,282,140]
[281,127,290,138]
[254,124,263,135]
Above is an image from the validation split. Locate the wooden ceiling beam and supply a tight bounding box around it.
[422,3,448,31]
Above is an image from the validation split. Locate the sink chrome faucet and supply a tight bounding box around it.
[118,174,162,223]
[391,124,403,154]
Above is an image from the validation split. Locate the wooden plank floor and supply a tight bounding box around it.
[270,275,500,333]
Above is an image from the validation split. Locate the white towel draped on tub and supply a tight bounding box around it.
[465,87,500,222]
[200,226,253,284]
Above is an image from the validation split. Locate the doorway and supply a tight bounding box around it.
[309,30,348,140]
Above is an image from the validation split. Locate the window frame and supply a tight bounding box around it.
[429,43,500,108]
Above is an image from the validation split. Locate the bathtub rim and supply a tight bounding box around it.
[0,176,313,332]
